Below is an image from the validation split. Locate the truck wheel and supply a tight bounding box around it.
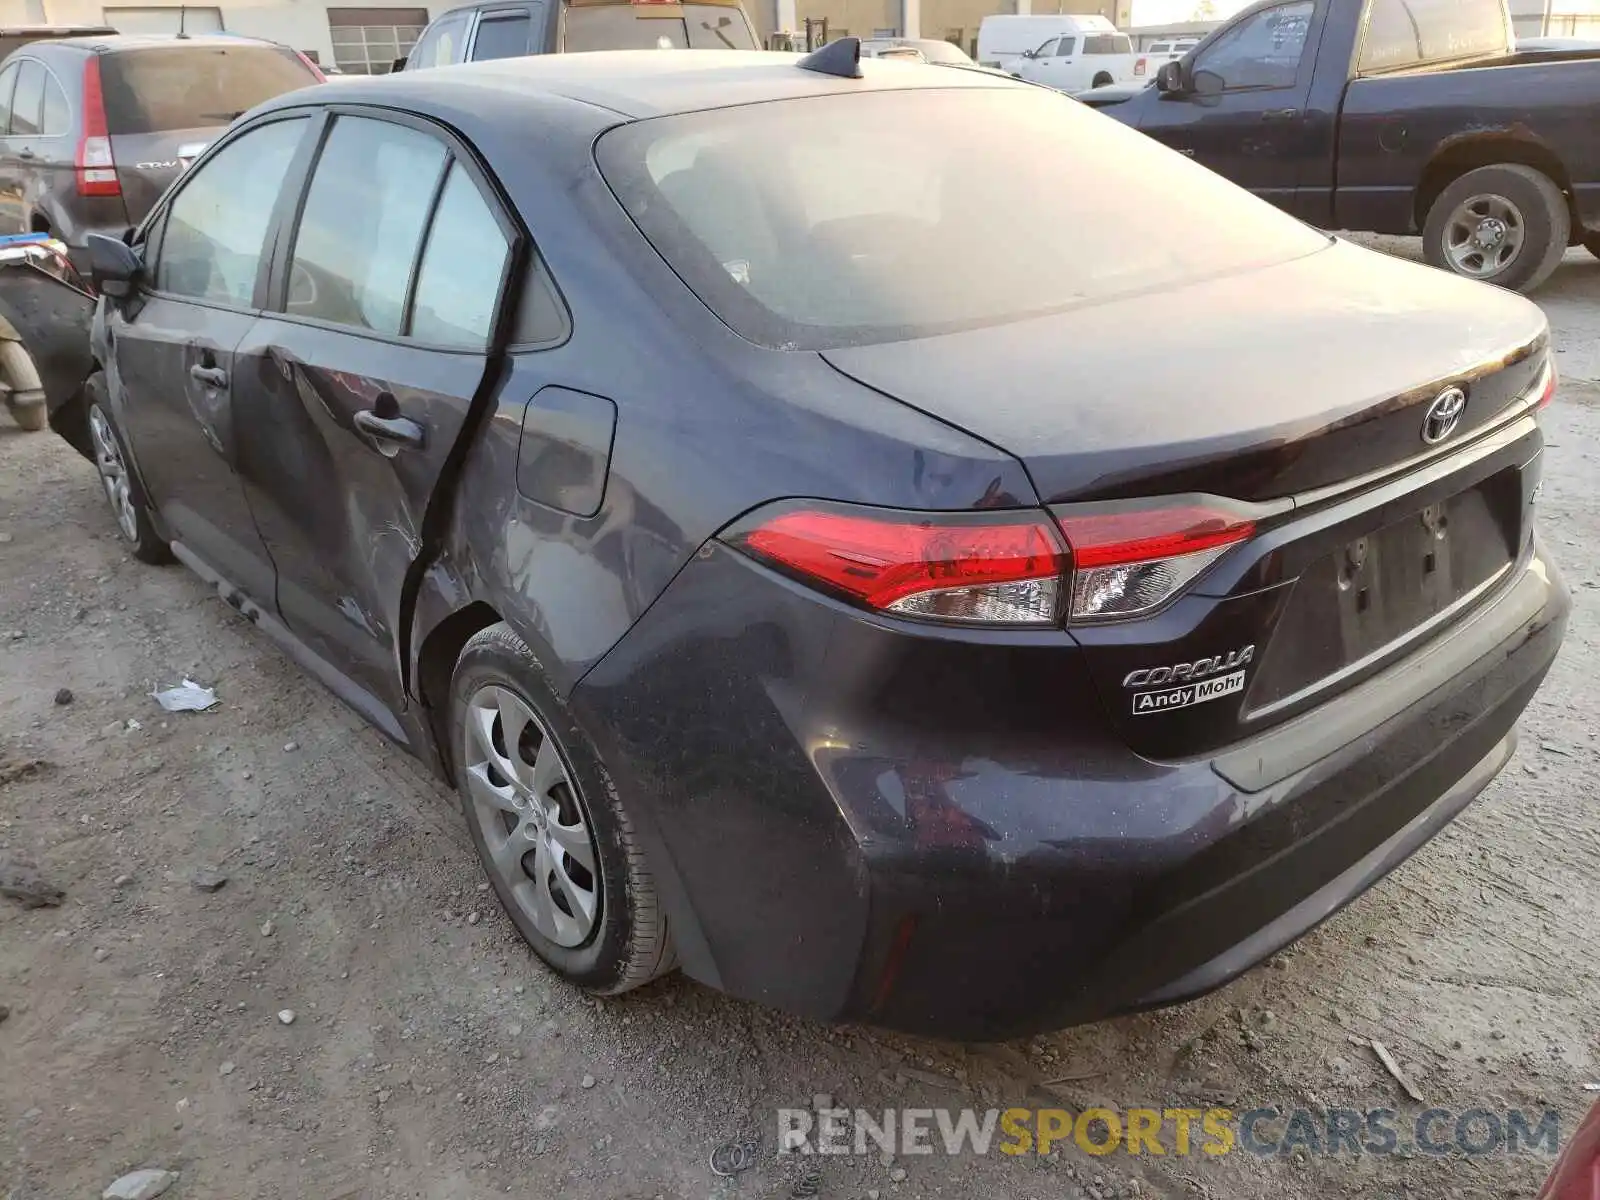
[5,398,46,431]
[450,623,677,995]
[1423,164,1569,293]
[1582,234,1600,262]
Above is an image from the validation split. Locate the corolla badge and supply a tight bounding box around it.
[1421,387,1467,445]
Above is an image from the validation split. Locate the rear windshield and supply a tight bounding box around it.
[1083,34,1131,53]
[563,4,757,51]
[597,88,1328,350]
[1357,0,1511,73]
[102,45,317,135]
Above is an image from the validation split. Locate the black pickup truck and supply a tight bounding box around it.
[1081,0,1600,292]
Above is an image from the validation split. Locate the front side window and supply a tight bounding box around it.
[597,88,1328,350]
[286,116,447,335]
[471,12,532,60]
[8,60,43,136]
[0,64,16,133]
[1192,0,1314,92]
[157,117,308,305]
[409,163,509,347]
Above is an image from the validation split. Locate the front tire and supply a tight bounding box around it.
[1422,164,1569,293]
[85,375,171,565]
[450,623,675,994]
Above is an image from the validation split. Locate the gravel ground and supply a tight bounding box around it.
[0,250,1597,1200]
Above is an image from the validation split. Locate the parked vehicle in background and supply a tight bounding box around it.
[1082,0,1600,293]
[860,36,975,66]
[398,0,757,69]
[0,34,321,271]
[998,15,1141,91]
[1132,35,1199,79]
[859,41,924,61]
[64,45,1565,1039]
[0,25,116,59]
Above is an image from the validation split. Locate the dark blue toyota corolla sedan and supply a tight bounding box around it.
[61,44,1566,1039]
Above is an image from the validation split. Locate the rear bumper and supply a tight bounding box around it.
[573,537,1567,1041]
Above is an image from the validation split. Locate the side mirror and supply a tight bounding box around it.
[85,232,142,299]
[1155,60,1187,93]
[390,54,408,72]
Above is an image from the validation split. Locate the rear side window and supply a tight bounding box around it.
[471,12,531,60]
[1357,0,1510,73]
[563,3,755,51]
[8,60,43,136]
[40,71,69,135]
[1083,34,1131,53]
[287,116,447,335]
[409,164,509,347]
[157,116,308,305]
[101,45,317,135]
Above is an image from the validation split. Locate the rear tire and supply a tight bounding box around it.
[450,623,675,995]
[1422,164,1569,293]
[85,374,171,565]
[5,398,46,431]
[1583,234,1600,262]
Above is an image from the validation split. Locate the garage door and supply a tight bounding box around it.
[102,6,225,35]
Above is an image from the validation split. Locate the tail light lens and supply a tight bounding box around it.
[292,49,327,81]
[725,500,1256,628]
[726,503,1067,626]
[1134,57,1147,75]
[1534,359,1556,410]
[1054,505,1255,623]
[76,56,119,197]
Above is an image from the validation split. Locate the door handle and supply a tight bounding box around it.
[1262,108,1302,122]
[189,364,228,388]
[354,408,425,453]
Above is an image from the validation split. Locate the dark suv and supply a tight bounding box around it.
[397,0,757,69]
[0,34,320,267]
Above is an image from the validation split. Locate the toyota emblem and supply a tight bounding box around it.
[1421,387,1467,445]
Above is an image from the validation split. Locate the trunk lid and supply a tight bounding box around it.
[822,241,1547,507]
[825,240,1550,762]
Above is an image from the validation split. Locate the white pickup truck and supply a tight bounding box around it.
[985,14,1141,93]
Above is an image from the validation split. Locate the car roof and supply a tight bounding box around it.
[0,24,116,34]
[43,32,286,54]
[274,48,1025,120]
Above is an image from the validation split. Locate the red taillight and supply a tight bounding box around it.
[1536,360,1557,410]
[76,56,119,197]
[1135,57,1147,75]
[293,49,327,81]
[1054,505,1255,623]
[729,503,1067,626]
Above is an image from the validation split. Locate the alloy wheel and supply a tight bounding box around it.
[1443,193,1526,278]
[88,406,139,543]
[463,685,601,947]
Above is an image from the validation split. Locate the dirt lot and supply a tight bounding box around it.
[1,246,1597,1200]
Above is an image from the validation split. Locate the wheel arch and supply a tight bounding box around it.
[415,598,505,781]
[1415,135,1574,233]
